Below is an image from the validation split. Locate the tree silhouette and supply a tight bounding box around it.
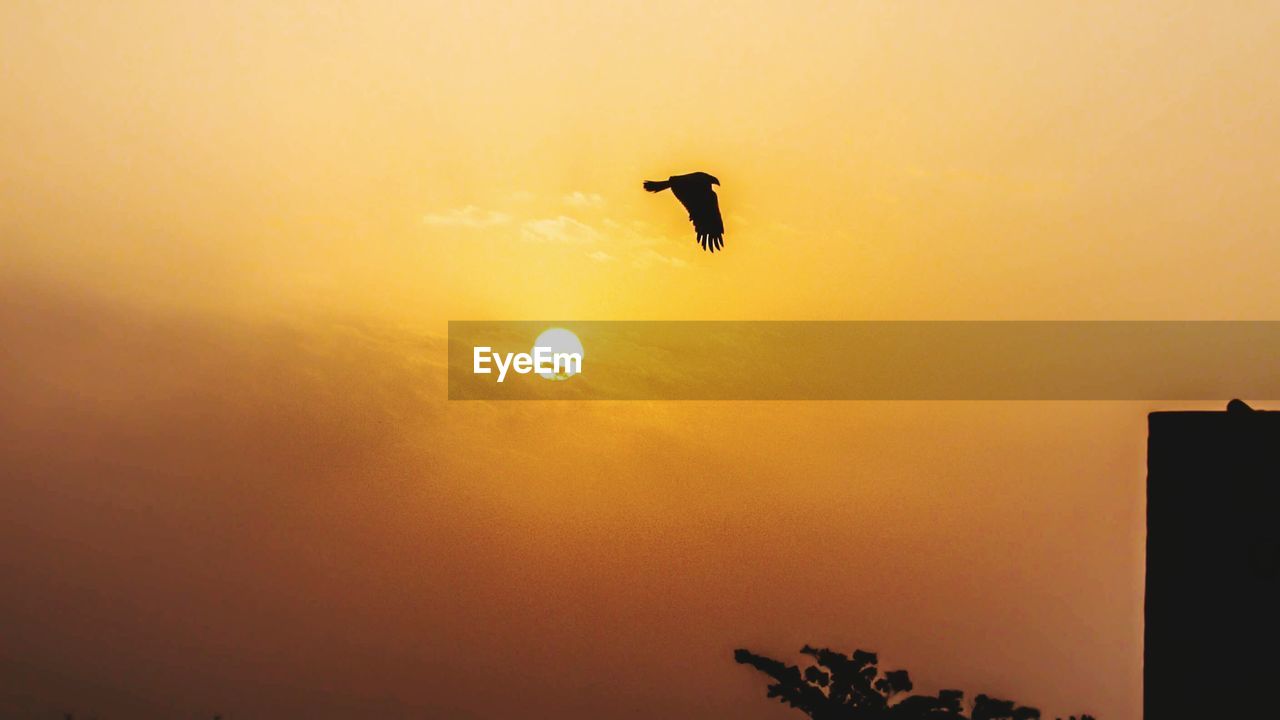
[735,645,1094,720]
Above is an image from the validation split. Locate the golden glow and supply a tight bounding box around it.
[4,2,1279,718]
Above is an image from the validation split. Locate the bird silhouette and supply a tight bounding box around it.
[644,171,725,252]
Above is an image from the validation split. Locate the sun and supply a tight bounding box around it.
[533,328,584,381]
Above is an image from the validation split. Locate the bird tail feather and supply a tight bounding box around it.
[643,180,670,193]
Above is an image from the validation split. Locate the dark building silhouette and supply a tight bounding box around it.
[1146,401,1280,718]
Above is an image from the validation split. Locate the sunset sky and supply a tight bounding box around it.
[3,2,1279,718]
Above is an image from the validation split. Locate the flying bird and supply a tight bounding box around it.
[644,171,725,252]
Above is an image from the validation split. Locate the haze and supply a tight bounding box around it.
[4,2,1279,718]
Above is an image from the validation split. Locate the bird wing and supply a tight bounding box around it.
[671,184,725,252]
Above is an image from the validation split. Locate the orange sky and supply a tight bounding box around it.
[3,2,1279,718]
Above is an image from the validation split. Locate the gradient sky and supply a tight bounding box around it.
[3,2,1279,718]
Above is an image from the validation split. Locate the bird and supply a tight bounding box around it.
[1227,398,1256,413]
[643,171,725,252]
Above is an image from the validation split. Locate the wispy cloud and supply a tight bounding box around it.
[632,248,688,270]
[422,206,511,228]
[521,216,601,244]
[423,195,689,270]
[562,191,605,208]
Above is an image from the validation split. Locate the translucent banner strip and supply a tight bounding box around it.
[448,321,1280,400]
